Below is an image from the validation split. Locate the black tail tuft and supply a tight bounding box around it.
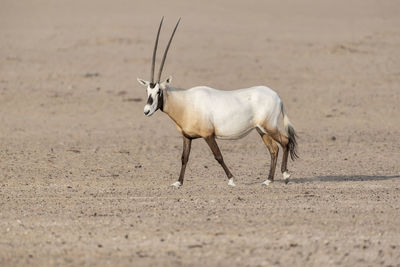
[287,125,299,161]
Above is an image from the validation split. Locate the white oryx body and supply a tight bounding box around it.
[137,18,298,188]
[162,85,283,140]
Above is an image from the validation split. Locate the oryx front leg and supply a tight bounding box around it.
[204,136,235,187]
[172,136,192,188]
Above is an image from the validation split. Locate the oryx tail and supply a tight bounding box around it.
[281,102,299,160]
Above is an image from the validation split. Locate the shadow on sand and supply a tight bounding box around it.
[289,175,400,183]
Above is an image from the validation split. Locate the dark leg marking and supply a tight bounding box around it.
[204,136,233,179]
[259,133,279,181]
[267,129,290,175]
[178,136,192,184]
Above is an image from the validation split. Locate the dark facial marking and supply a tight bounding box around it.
[150,83,156,88]
[157,90,164,111]
[147,95,154,105]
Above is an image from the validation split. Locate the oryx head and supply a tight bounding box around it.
[137,17,180,116]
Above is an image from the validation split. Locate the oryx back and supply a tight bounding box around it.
[165,85,283,140]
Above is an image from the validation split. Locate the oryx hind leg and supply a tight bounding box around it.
[257,129,279,185]
[262,126,291,183]
[257,125,291,184]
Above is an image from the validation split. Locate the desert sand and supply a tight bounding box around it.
[1,0,400,266]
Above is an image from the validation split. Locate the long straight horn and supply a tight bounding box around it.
[157,18,181,83]
[151,17,164,85]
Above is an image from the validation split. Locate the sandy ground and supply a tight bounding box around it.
[1,0,400,266]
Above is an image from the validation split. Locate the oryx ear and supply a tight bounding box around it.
[137,78,149,86]
[160,76,172,89]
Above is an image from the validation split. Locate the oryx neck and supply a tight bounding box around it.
[161,86,185,116]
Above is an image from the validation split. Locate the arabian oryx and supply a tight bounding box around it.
[137,18,298,188]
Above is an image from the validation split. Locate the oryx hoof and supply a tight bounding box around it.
[262,179,272,186]
[171,181,182,188]
[283,171,291,184]
[228,178,236,187]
